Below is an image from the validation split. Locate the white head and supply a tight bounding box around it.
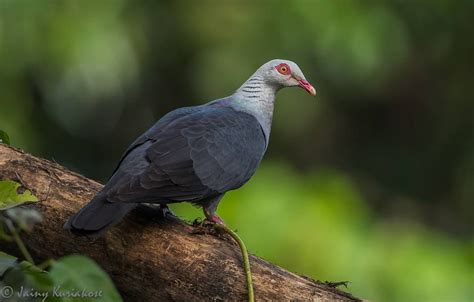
[228,59,315,143]
[253,59,316,96]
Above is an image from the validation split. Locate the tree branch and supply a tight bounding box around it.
[0,144,361,301]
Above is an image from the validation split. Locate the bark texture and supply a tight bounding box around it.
[0,144,361,301]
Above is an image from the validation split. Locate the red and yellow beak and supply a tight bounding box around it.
[298,79,316,96]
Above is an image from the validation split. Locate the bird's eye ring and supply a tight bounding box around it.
[276,63,291,75]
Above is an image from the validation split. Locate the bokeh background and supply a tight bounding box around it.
[1,1,473,301]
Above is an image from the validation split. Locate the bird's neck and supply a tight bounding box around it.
[231,75,280,143]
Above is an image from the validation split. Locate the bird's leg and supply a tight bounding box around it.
[158,204,178,219]
[202,194,225,224]
[204,211,225,224]
[192,195,225,234]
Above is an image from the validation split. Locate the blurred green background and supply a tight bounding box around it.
[0,1,473,301]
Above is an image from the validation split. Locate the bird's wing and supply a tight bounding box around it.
[105,106,266,203]
[110,106,201,176]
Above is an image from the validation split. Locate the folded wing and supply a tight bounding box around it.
[105,106,266,204]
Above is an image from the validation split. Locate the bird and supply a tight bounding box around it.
[65,59,316,235]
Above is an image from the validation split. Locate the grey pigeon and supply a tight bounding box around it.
[65,59,316,235]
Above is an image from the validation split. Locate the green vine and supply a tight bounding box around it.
[215,224,254,302]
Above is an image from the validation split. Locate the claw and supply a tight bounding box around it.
[207,214,225,225]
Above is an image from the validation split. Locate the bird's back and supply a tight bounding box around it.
[104,103,267,204]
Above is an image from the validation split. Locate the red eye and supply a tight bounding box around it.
[276,63,291,75]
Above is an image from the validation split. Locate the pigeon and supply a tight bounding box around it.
[65,59,316,235]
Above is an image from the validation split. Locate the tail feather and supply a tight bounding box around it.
[64,192,136,236]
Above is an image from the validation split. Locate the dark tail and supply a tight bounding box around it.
[64,192,136,236]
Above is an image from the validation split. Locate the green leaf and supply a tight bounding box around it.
[49,255,122,302]
[0,251,17,275]
[0,130,10,145]
[0,180,38,210]
[17,260,54,291]
[2,259,61,302]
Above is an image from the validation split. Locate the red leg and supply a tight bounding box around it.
[207,213,225,224]
[202,195,225,224]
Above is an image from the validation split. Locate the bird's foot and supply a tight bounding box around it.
[136,204,180,222]
[158,205,176,218]
[191,219,218,235]
[203,208,225,225]
[206,214,225,225]
[191,214,225,236]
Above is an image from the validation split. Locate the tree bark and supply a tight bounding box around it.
[0,144,361,302]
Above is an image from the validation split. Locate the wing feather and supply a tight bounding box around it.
[106,105,266,203]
